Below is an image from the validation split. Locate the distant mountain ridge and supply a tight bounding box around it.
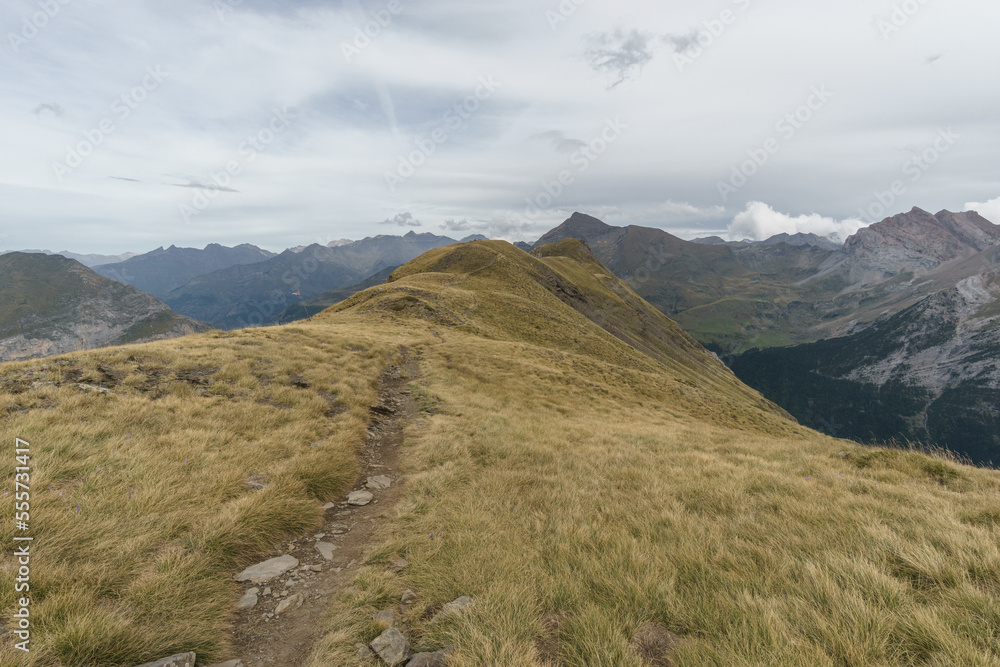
[2,249,138,267]
[531,209,1000,352]
[0,253,207,362]
[95,243,276,298]
[163,231,465,328]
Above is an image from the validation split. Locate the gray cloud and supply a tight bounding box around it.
[439,218,471,232]
[583,29,655,88]
[32,103,65,118]
[381,212,422,227]
[170,178,240,193]
[661,30,700,54]
[530,131,587,154]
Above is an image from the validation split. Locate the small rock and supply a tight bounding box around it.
[329,524,349,534]
[373,608,397,627]
[367,475,392,490]
[315,542,337,560]
[401,590,418,604]
[356,644,374,660]
[134,654,197,667]
[310,564,323,572]
[76,383,110,394]
[235,555,298,582]
[236,588,259,610]
[348,490,374,506]
[387,557,409,573]
[323,502,336,510]
[205,661,244,667]
[274,593,304,615]
[314,533,326,540]
[432,596,473,622]
[370,627,410,666]
[406,647,454,667]
[263,587,271,596]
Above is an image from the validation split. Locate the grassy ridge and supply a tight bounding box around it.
[0,325,419,665]
[304,241,1000,665]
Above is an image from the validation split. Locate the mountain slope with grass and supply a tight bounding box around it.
[2,240,999,666]
[0,252,208,362]
[731,269,1000,464]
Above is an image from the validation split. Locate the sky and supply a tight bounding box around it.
[1,0,999,254]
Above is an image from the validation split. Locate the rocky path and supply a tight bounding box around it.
[224,352,420,666]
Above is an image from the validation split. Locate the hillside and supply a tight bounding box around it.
[2,240,999,666]
[0,252,208,362]
[95,244,276,298]
[732,269,1000,464]
[163,232,463,329]
[2,249,138,267]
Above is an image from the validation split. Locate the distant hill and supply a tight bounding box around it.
[95,243,276,298]
[163,231,463,329]
[3,249,138,267]
[0,253,207,362]
[758,232,841,250]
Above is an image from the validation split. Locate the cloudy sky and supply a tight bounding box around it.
[2,0,999,253]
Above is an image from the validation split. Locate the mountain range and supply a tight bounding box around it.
[94,243,276,298]
[160,231,471,328]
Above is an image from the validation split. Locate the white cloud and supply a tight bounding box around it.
[728,202,868,242]
[965,197,1000,225]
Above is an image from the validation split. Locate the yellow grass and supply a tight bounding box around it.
[0,325,425,665]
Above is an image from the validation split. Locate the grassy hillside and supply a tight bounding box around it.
[0,253,208,362]
[2,240,999,665]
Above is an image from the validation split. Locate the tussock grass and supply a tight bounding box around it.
[308,329,1000,666]
[0,324,424,665]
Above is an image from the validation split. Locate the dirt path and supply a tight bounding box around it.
[227,351,420,666]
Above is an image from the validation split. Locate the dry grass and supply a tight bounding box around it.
[306,328,1000,667]
[0,324,425,665]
